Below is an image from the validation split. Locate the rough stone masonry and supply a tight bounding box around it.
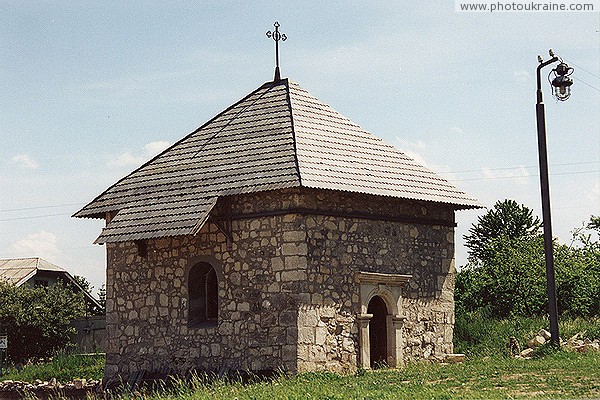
[104,187,456,381]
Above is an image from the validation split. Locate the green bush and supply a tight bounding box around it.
[456,236,548,318]
[555,232,600,317]
[0,281,87,363]
[456,202,600,319]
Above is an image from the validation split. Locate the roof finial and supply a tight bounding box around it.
[266,21,287,82]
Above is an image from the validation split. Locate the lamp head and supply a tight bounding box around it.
[550,62,574,101]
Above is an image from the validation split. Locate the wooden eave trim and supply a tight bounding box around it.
[355,271,412,286]
[214,206,456,227]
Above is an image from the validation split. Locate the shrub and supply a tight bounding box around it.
[555,228,600,317]
[456,236,547,318]
[0,281,87,363]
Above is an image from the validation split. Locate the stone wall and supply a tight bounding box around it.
[104,216,300,380]
[294,189,456,365]
[104,188,456,381]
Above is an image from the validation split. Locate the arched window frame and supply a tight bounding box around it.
[187,260,220,328]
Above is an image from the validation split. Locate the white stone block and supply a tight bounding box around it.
[281,270,307,281]
[527,335,546,348]
[443,353,465,363]
[283,230,306,242]
[520,348,535,357]
[271,257,284,271]
[298,327,315,344]
[159,293,169,307]
[315,326,328,344]
[538,329,551,341]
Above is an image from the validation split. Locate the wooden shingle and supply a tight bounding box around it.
[75,79,479,243]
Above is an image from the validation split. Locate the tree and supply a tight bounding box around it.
[587,215,600,232]
[555,217,600,317]
[456,212,600,319]
[0,281,87,363]
[72,275,105,315]
[73,275,93,293]
[97,284,106,315]
[456,235,547,318]
[464,199,541,262]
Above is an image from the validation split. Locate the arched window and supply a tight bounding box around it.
[188,262,218,326]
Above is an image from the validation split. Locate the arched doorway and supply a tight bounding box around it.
[357,271,411,369]
[367,295,388,368]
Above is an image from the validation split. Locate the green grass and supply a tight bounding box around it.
[0,353,104,383]
[4,351,599,399]
[105,351,600,399]
[2,316,600,399]
[454,311,600,357]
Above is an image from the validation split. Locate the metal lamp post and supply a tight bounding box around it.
[535,49,574,346]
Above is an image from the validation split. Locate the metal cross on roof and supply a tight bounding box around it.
[266,21,287,82]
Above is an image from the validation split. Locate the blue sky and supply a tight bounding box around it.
[1,1,598,293]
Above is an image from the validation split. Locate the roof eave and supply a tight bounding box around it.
[72,79,290,220]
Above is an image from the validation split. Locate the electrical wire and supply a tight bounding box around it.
[1,165,597,221]
[437,161,599,175]
[559,59,600,92]
[451,169,599,182]
[573,76,600,93]
[0,203,85,213]
[0,212,73,222]
[564,59,600,80]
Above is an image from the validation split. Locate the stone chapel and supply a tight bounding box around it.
[75,76,479,382]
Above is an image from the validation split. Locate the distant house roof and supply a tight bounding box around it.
[74,79,480,243]
[0,257,101,308]
[0,257,66,286]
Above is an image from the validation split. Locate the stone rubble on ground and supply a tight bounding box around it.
[538,329,552,341]
[511,329,600,359]
[519,348,535,358]
[527,334,546,348]
[443,353,466,363]
[0,378,101,396]
[565,332,600,353]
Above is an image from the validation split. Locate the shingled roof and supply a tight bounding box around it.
[0,257,66,286]
[74,79,479,243]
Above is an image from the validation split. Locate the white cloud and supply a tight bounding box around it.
[11,230,61,261]
[482,165,530,185]
[393,136,465,184]
[107,140,171,168]
[395,138,427,150]
[514,69,529,82]
[107,152,144,167]
[395,139,435,170]
[402,148,432,169]
[11,154,39,169]
[143,141,171,157]
[450,126,464,135]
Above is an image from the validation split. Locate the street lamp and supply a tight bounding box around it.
[535,49,574,346]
